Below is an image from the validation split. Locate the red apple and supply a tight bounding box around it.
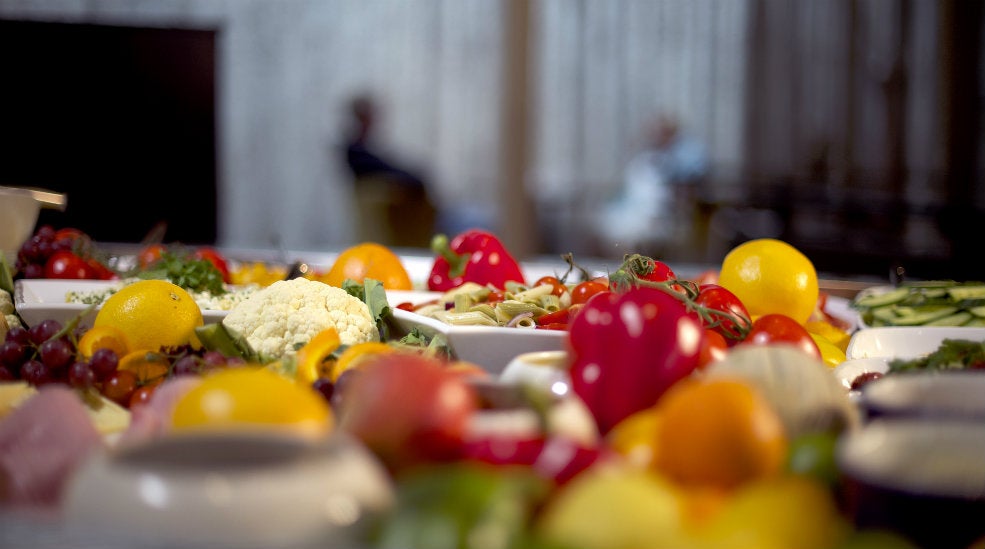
[336,353,480,473]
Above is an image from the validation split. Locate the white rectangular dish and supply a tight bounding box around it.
[384,288,569,375]
[845,326,985,360]
[14,279,231,329]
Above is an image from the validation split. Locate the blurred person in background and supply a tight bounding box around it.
[342,92,437,248]
[594,112,708,259]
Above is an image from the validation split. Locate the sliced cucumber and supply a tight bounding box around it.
[946,286,985,301]
[969,306,985,318]
[852,287,909,308]
[878,306,960,326]
[926,311,974,326]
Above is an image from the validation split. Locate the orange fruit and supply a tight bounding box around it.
[171,366,333,438]
[717,238,819,325]
[118,349,171,384]
[605,405,663,470]
[322,242,413,290]
[77,325,129,360]
[654,377,788,491]
[294,327,342,385]
[330,341,396,382]
[94,280,204,352]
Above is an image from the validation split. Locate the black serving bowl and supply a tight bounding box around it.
[836,418,985,549]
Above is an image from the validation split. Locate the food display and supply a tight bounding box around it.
[2,225,982,548]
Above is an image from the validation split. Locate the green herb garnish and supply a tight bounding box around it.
[137,251,227,295]
[888,338,985,372]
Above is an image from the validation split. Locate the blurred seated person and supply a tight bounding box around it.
[593,113,708,258]
[343,93,436,248]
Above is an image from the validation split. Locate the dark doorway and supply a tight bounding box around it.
[0,20,217,244]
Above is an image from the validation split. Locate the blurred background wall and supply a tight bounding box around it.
[0,0,981,280]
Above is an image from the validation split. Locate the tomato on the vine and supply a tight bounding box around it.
[569,279,608,305]
[741,313,821,360]
[694,283,752,345]
[535,275,568,297]
[44,250,94,279]
[697,329,729,370]
[637,258,677,283]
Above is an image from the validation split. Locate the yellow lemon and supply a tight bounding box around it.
[718,238,819,325]
[171,366,333,438]
[94,279,204,352]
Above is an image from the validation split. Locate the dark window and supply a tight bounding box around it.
[0,20,217,244]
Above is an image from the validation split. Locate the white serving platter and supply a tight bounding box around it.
[14,279,232,329]
[387,306,567,376]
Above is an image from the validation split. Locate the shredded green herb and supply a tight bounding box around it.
[888,338,985,372]
[136,251,227,295]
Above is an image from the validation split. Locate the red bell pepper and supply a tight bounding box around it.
[427,229,525,291]
[567,286,706,435]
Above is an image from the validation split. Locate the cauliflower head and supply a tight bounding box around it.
[222,278,379,360]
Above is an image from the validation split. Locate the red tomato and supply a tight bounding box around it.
[694,284,752,345]
[486,290,507,305]
[192,247,231,283]
[570,279,609,305]
[44,250,95,279]
[535,275,568,297]
[128,384,158,409]
[741,313,821,360]
[53,227,85,242]
[138,244,167,268]
[102,369,138,407]
[535,303,585,327]
[697,329,729,370]
[86,258,117,280]
[637,258,677,283]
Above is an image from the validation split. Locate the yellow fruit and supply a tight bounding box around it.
[330,341,396,382]
[94,280,204,352]
[294,327,342,386]
[171,367,333,438]
[718,238,819,325]
[322,242,413,290]
[536,467,688,549]
[809,333,847,368]
[805,319,851,352]
[698,475,850,549]
[77,325,129,360]
[118,349,171,384]
[605,405,662,470]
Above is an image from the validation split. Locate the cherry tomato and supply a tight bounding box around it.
[694,284,752,345]
[138,244,167,268]
[697,329,728,370]
[741,313,821,360]
[192,247,231,283]
[637,258,677,283]
[44,250,95,279]
[486,290,507,305]
[535,275,568,297]
[535,303,585,327]
[570,279,609,305]
[53,227,85,242]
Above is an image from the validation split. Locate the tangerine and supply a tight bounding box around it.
[77,325,129,360]
[717,238,819,325]
[321,242,413,290]
[654,377,788,491]
[94,280,204,352]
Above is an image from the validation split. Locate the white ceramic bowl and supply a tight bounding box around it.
[62,431,394,548]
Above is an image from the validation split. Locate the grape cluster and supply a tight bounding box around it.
[0,319,242,408]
